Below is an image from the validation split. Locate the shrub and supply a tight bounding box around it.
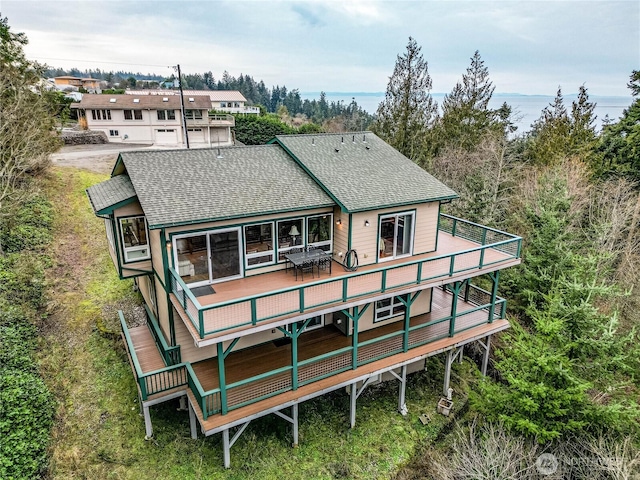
[0,369,54,480]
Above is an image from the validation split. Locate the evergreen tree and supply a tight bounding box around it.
[437,50,502,152]
[371,37,437,164]
[594,70,640,180]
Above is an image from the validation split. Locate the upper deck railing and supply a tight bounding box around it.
[168,214,522,339]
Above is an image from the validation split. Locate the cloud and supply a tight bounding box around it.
[291,4,325,27]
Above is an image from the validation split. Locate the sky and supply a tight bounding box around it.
[2,0,639,97]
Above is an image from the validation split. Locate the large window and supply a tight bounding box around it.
[307,214,332,252]
[375,294,409,323]
[185,109,203,120]
[91,109,111,120]
[379,212,414,261]
[244,222,274,268]
[277,218,303,261]
[119,216,150,262]
[173,227,243,286]
[124,110,143,120]
[157,109,176,120]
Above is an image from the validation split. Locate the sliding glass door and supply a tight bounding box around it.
[173,227,243,286]
[379,212,414,261]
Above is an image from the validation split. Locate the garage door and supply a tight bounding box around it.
[155,129,177,145]
[188,128,206,145]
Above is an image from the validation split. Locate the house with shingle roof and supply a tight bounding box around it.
[86,132,522,468]
[126,89,260,115]
[73,94,235,146]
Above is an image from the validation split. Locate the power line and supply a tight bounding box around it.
[36,57,172,69]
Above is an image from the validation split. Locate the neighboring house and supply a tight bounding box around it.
[86,132,522,468]
[72,94,235,147]
[126,89,261,115]
[53,76,101,92]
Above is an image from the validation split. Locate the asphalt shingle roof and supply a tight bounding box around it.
[75,94,211,110]
[86,174,136,214]
[274,132,457,213]
[118,146,335,228]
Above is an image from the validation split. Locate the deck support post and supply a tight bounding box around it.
[458,345,464,364]
[448,281,464,337]
[480,335,492,376]
[143,404,153,440]
[396,365,408,415]
[274,405,299,447]
[443,347,463,396]
[222,429,231,469]
[222,420,252,469]
[349,375,377,428]
[188,402,198,439]
[350,381,357,428]
[292,404,299,446]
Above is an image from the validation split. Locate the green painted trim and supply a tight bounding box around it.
[116,214,151,266]
[347,213,353,251]
[149,203,335,230]
[376,208,418,263]
[434,202,442,251]
[352,306,359,369]
[291,326,298,390]
[95,196,138,216]
[223,338,240,359]
[346,195,458,215]
[449,281,462,337]
[217,343,228,415]
[159,228,176,347]
[488,270,500,323]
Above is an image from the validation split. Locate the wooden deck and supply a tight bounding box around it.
[127,325,166,374]
[171,231,520,344]
[185,288,505,433]
[189,318,510,434]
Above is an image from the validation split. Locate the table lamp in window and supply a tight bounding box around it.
[289,225,300,246]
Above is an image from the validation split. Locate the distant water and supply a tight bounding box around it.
[302,92,632,134]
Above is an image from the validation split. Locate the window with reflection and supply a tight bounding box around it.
[374,294,409,323]
[119,216,150,262]
[244,222,274,267]
[307,214,332,252]
[277,218,303,261]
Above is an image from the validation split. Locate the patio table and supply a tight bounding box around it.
[284,249,331,280]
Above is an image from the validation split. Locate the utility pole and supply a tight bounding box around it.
[175,64,190,149]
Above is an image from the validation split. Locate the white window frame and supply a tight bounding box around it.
[374,295,408,323]
[306,214,333,252]
[276,218,304,262]
[378,211,415,262]
[119,216,150,263]
[290,315,325,334]
[244,222,275,269]
[109,129,119,137]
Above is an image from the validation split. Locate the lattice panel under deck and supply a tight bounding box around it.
[452,250,481,272]
[203,302,252,333]
[227,372,292,408]
[256,290,299,319]
[421,257,450,280]
[358,334,403,364]
[409,321,449,347]
[299,352,350,384]
[347,271,382,298]
[304,280,343,308]
[386,264,418,288]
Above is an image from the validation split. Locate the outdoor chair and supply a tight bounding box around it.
[295,259,316,281]
[317,255,332,275]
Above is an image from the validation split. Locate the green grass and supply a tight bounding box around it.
[41,166,472,479]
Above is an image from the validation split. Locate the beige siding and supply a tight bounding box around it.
[138,275,152,308]
[347,202,440,266]
[149,229,165,285]
[413,202,439,254]
[174,311,216,363]
[350,211,378,266]
[332,206,348,263]
[155,279,171,342]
